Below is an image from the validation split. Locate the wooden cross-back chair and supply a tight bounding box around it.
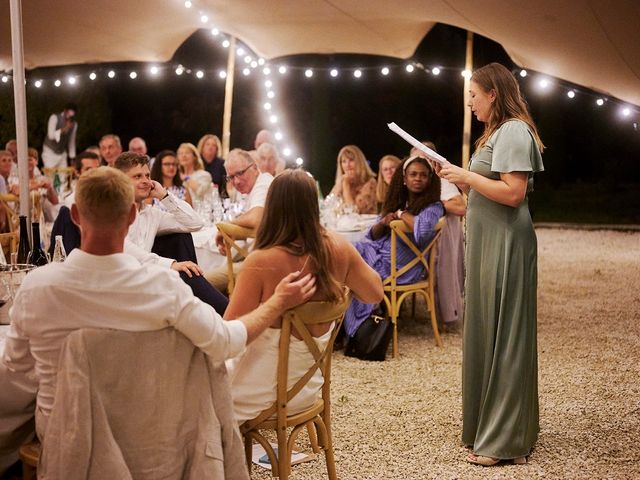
[382,217,446,357]
[240,291,350,480]
[215,222,255,295]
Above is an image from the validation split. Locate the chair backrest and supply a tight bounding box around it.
[0,194,18,233]
[40,328,248,480]
[215,222,255,294]
[241,291,350,431]
[384,217,446,288]
[0,231,18,259]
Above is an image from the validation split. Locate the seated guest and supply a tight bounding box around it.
[150,150,192,206]
[410,141,466,324]
[2,166,317,440]
[9,148,59,206]
[330,145,377,214]
[99,134,123,167]
[255,142,279,176]
[197,134,227,197]
[177,142,213,203]
[0,149,12,194]
[224,169,382,422]
[343,156,444,337]
[206,148,273,293]
[375,154,401,209]
[62,150,101,207]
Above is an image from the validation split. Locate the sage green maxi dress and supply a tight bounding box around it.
[462,119,544,459]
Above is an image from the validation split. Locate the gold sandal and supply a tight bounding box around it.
[467,454,528,466]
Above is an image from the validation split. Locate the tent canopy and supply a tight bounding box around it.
[1,0,639,106]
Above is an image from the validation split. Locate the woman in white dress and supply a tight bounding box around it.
[224,169,383,423]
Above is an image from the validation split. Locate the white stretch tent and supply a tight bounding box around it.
[1,0,639,106]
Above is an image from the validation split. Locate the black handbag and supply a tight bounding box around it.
[344,314,393,361]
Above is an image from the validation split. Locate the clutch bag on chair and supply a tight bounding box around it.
[344,314,392,361]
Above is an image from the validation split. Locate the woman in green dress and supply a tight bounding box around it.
[438,63,545,466]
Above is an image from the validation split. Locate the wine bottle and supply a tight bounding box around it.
[28,222,49,266]
[16,216,31,264]
[51,235,67,263]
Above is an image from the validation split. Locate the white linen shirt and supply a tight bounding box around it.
[242,172,273,212]
[126,192,204,268]
[2,249,247,418]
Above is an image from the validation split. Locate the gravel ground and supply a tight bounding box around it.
[250,228,640,479]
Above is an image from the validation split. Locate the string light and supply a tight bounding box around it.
[175,66,184,75]
[621,107,631,117]
[295,157,304,166]
[129,71,137,79]
[381,67,390,76]
[184,1,192,8]
[250,61,258,68]
[269,114,278,124]
[267,91,275,99]
[432,67,441,75]
[195,70,204,79]
[237,47,245,56]
[304,69,313,78]
[264,80,273,88]
[596,98,604,106]
[67,76,77,85]
[200,15,208,24]
[282,147,292,157]
[461,69,472,79]
[405,64,415,73]
[89,72,97,80]
[54,79,61,87]
[520,69,527,77]
[218,70,227,79]
[263,67,271,76]
[278,65,287,75]
[222,40,230,48]
[242,68,251,76]
[149,66,159,76]
[108,70,116,78]
[34,79,42,88]
[244,56,252,64]
[258,58,265,66]
[330,69,339,78]
[211,28,219,36]
[275,131,283,141]
[263,102,272,111]
[567,90,575,99]
[353,69,362,78]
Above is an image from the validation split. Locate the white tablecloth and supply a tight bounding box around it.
[192,226,225,272]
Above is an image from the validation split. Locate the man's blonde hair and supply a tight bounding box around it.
[75,167,134,227]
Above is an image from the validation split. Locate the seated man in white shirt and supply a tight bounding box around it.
[114,152,229,313]
[61,150,101,207]
[2,166,316,440]
[205,148,273,292]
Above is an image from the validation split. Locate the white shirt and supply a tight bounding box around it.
[126,192,204,268]
[2,249,247,418]
[243,172,273,212]
[440,178,461,202]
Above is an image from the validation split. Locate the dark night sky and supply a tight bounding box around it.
[1,23,639,221]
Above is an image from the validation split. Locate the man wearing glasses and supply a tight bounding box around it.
[206,148,274,292]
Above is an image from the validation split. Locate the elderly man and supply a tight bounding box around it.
[2,166,316,441]
[128,137,147,155]
[205,148,273,292]
[256,142,279,176]
[99,133,123,167]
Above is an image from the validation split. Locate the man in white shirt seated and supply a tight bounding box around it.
[205,148,273,292]
[2,166,316,440]
[61,150,101,207]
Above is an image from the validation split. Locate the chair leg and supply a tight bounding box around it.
[391,298,399,358]
[307,422,320,453]
[411,292,416,319]
[244,435,253,474]
[427,295,443,347]
[314,418,337,480]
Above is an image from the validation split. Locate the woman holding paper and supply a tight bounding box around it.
[330,145,377,214]
[438,63,544,466]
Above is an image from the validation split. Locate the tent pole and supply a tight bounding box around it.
[221,36,236,158]
[461,31,473,170]
[9,0,31,223]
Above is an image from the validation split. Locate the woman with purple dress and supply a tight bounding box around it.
[343,156,444,337]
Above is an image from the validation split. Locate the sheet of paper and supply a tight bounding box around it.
[387,122,451,167]
[252,442,316,470]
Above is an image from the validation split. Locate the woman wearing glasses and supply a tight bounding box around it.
[177,142,213,203]
[150,150,192,206]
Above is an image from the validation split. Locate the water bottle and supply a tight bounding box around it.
[52,235,67,262]
[16,216,31,264]
[27,222,49,266]
[53,172,62,194]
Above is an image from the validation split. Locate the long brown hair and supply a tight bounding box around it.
[381,157,441,216]
[254,170,343,302]
[472,63,545,153]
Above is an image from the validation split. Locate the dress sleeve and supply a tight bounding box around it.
[491,120,544,173]
[355,178,377,214]
[413,202,444,248]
